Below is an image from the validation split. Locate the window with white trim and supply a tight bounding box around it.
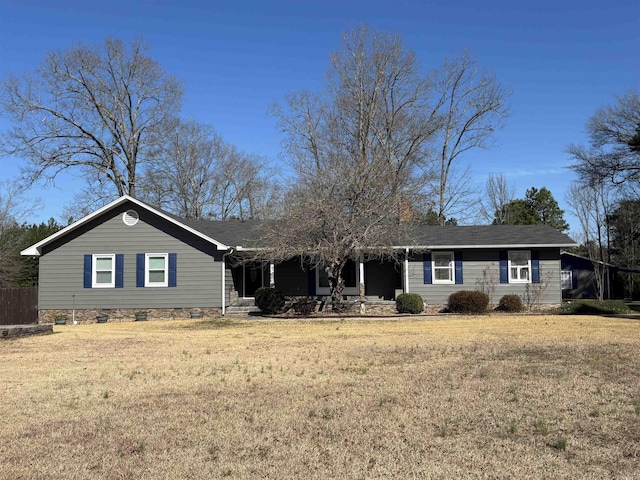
[508,250,531,283]
[432,251,454,284]
[146,253,168,287]
[561,271,573,290]
[316,260,358,293]
[93,254,115,288]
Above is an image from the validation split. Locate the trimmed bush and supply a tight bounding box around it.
[497,294,524,312]
[293,297,317,316]
[447,290,490,314]
[556,300,629,315]
[254,287,286,314]
[396,293,424,314]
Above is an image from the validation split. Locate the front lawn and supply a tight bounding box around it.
[1,315,639,479]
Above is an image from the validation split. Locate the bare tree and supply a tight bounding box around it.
[479,173,515,224]
[475,263,498,305]
[138,120,281,220]
[0,37,183,197]
[522,270,552,311]
[212,146,281,220]
[566,180,613,300]
[431,50,510,224]
[268,26,440,307]
[139,119,226,219]
[568,90,640,188]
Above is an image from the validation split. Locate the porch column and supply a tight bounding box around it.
[269,262,275,288]
[404,248,410,293]
[359,255,365,297]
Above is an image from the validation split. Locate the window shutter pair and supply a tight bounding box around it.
[499,250,540,284]
[83,254,177,288]
[83,254,124,288]
[136,253,177,288]
[423,252,463,284]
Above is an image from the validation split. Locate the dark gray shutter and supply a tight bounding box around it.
[168,253,177,287]
[115,254,124,288]
[454,251,463,284]
[136,254,145,287]
[499,251,508,284]
[423,252,432,284]
[83,255,92,288]
[531,250,540,284]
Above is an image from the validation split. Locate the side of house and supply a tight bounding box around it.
[24,198,230,323]
[23,196,577,323]
[560,252,627,300]
[408,248,562,305]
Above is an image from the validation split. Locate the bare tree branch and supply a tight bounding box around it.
[431,50,510,224]
[0,37,183,197]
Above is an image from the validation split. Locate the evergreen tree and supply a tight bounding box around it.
[495,187,569,232]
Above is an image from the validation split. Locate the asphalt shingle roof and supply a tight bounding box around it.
[177,217,576,249]
[21,195,578,256]
[149,198,578,249]
[404,224,576,248]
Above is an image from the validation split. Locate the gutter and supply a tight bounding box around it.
[221,248,235,316]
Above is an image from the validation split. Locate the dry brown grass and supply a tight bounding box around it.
[1,315,639,479]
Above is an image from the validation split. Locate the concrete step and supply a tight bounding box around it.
[225,306,261,316]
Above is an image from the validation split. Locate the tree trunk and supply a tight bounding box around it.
[326,260,346,311]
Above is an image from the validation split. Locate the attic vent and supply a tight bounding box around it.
[123,210,139,226]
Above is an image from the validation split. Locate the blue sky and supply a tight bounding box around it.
[1,0,638,235]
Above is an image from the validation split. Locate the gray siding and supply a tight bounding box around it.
[39,204,225,309]
[408,248,562,305]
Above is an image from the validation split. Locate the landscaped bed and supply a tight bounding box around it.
[1,315,639,478]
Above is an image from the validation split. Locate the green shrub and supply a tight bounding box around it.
[497,294,524,312]
[447,290,490,314]
[254,287,286,314]
[396,293,424,314]
[556,300,629,315]
[293,297,317,316]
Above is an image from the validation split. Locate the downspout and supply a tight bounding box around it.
[404,248,410,293]
[221,248,234,316]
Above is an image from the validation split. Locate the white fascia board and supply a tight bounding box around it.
[392,243,579,250]
[21,195,229,256]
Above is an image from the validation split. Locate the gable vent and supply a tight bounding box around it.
[123,210,139,226]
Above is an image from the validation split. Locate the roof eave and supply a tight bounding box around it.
[20,195,230,256]
[392,243,579,250]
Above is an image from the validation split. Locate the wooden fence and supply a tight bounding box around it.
[0,287,38,325]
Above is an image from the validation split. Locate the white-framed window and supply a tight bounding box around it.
[561,271,573,290]
[316,260,358,294]
[432,251,454,284]
[93,254,115,288]
[145,253,168,287]
[508,250,531,283]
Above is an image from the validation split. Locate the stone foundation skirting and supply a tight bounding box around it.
[38,307,221,325]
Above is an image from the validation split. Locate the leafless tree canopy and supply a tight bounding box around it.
[267,26,445,304]
[431,50,510,223]
[566,180,613,301]
[568,90,640,187]
[0,37,183,197]
[479,173,515,224]
[138,119,281,220]
[274,27,440,202]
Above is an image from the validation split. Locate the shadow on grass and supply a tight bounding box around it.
[602,313,640,321]
[178,318,249,330]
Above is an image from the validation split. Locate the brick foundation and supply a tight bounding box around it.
[38,307,221,325]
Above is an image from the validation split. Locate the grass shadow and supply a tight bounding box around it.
[178,318,249,330]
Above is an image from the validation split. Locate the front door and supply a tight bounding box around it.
[244,262,267,298]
